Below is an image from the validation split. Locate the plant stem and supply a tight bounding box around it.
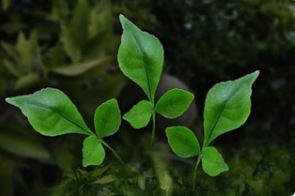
[150,111,156,146]
[101,140,124,164]
[192,155,201,191]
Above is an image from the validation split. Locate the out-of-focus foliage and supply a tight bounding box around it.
[0,1,126,195]
[0,0,294,195]
[0,0,127,111]
[1,31,42,90]
[147,0,295,140]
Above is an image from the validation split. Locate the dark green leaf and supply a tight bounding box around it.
[61,25,80,62]
[0,160,14,196]
[0,132,50,159]
[156,88,194,119]
[5,88,91,136]
[82,136,105,167]
[203,71,259,145]
[123,100,153,129]
[14,73,39,90]
[165,126,200,158]
[16,31,37,70]
[94,99,121,138]
[201,146,229,176]
[71,0,90,43]
[118,14,164,101]
[51,57,110,77]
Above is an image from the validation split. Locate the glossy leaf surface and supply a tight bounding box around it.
[156,88,194,119]
[82,136,105,167]
[94,99,121,138]
[165,126,200,158]
[6,88,91,136]
[118,14,164,100]
[123,100,153,129]
[203,71,259,145]
[201,146,229,176]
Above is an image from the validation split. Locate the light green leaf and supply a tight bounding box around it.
[61,25,81,63]
[5,88,91,136]
[123,100,153,129]
[202,146,229,176]
[165,126,200,158]
[60,0,90,62]
[82,136,105,167]
[118,14,164,101]
[94,99,121,138]
[51,57,110,77]
[203,71,260,146]
[156,88,194,119]
[92,175,114,184]
[16,31,37,71]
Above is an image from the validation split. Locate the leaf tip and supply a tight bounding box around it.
[119,14,125,20]
[5,97,12,104]
[119,14,127,26]
[111,98,119,105]
[252,70,260,79]
[5,97,18,106]
[188,91,195,101]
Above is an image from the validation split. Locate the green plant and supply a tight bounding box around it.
[1,30,44,90]
[58,0,115,63]
[5,87,123,167]
[165,70,260,189]
[3,14,262,194]
[117,15,194,145]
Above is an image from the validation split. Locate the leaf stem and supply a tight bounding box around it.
[86,129,96,136]
[150,111,156,146]
[192,155,201,191]
[101,140,124,164]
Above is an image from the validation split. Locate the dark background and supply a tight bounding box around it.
[0,0,294,195]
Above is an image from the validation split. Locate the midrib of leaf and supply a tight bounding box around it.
[26,101,91,135]
[205,84,243,146]
[130,31,153,103]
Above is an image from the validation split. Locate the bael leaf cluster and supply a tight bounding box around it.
[118,15,194,145]
[6,88,122,167]
[166,71,259,189]
[5,15,260,191]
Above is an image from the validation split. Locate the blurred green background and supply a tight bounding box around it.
[0,0,294,195]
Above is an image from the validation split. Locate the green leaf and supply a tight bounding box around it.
[203,71,260,146]
[118,14,164,101]
[82,136,105,167]
[71,0,90,43]
[1,42,19,64]
[165,126,200,158]
[156,88,194,119]
[5,88,91,136]
[14,73,39,90]
[123,100,153,129]
[94,99,121,138]
[16,31,37,71]
[61,25,81,63]
[0,131,50,159]
[51,57,110,77]
[201,146,229,176]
